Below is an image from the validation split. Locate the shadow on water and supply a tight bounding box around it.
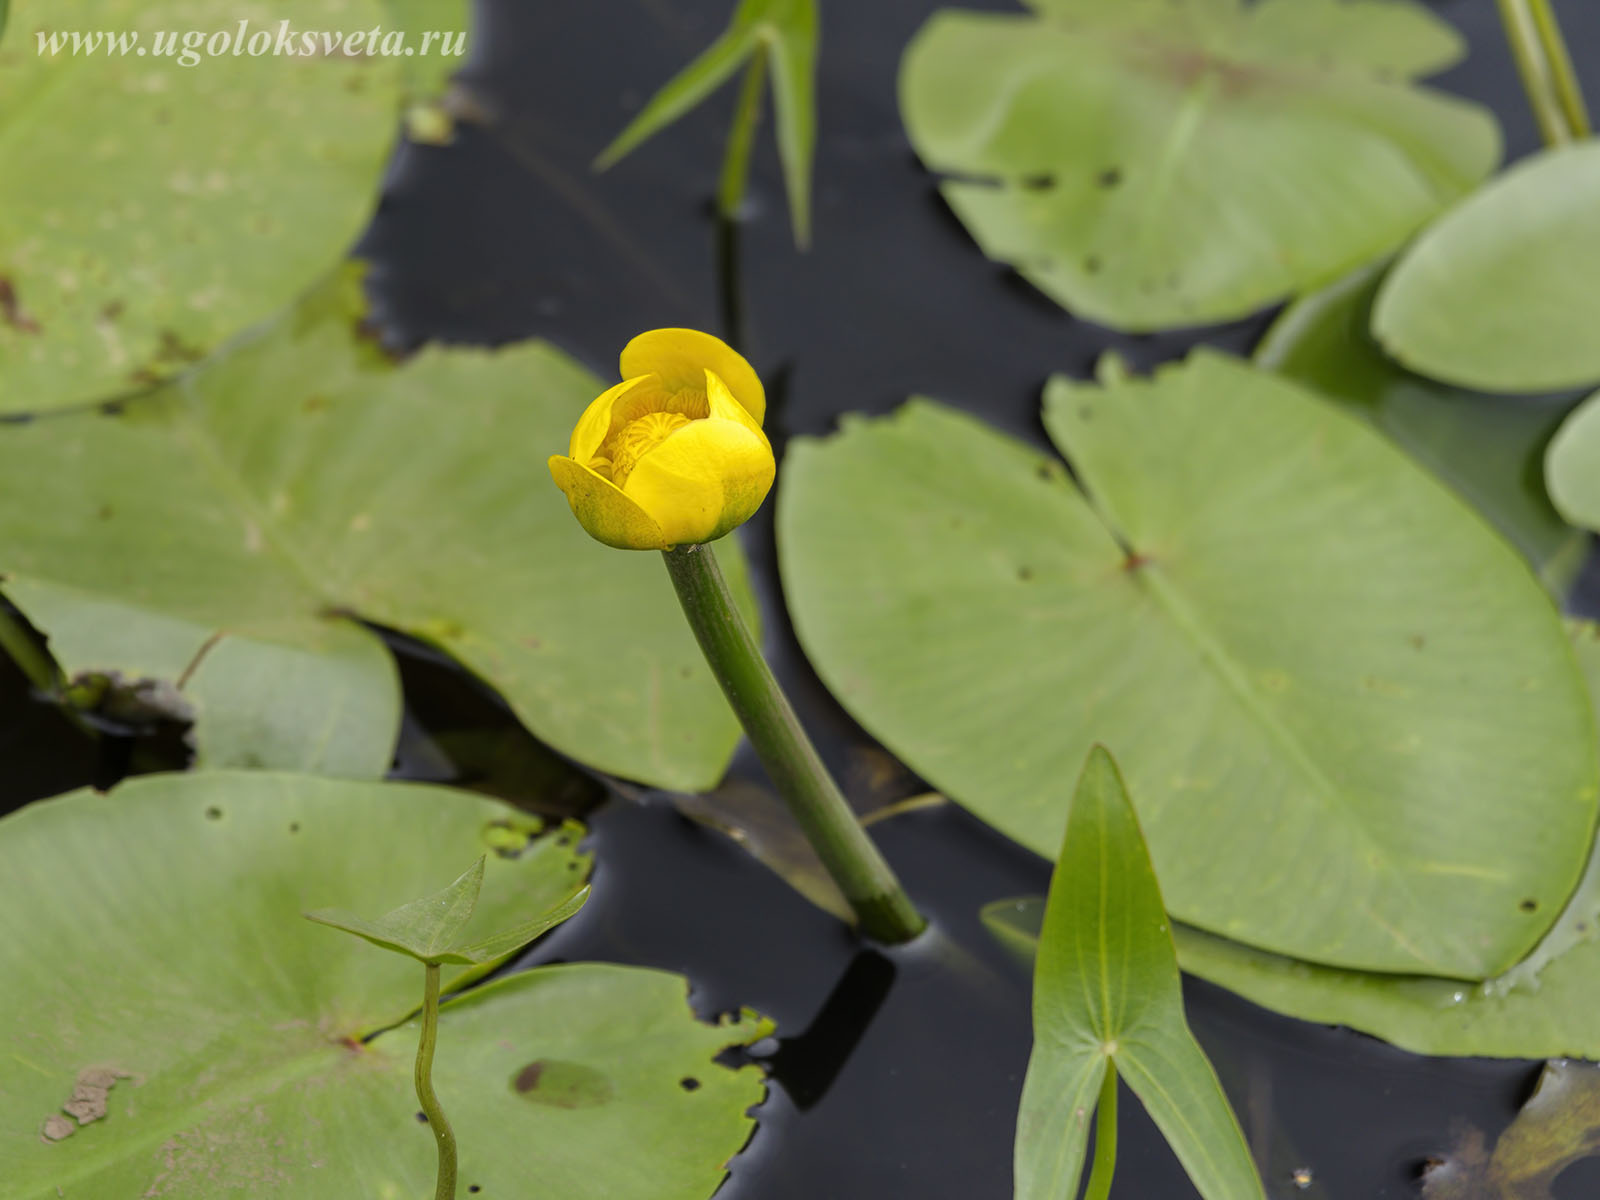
[3,0,1599,1196]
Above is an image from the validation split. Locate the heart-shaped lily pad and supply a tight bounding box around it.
[778,351,1597,978]
[0,268,754,789]
[898,0,1499,330]
[0,771,770,1197]
[0,0,403,412]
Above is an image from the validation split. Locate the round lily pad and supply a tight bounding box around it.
[0,0,404,413]
[0,771,769,1197]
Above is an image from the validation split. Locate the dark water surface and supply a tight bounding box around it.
[5,0,1600,1196]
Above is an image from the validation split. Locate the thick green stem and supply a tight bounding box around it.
[661,543,925,944]
[1528,0,1591,139]
[1083,1065,1119,1200]
[1496,0,1577,146]
[416,963,457,1200]
[716,46,768,221]
[0,603,58,695]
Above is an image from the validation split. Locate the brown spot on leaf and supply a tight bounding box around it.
[511,1059,613,1108]
[0,277,41,334]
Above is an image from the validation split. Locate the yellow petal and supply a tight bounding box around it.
[620,329,766,426]
[705,369,770,444]
[548,456,668,551]
[621,418,776,546]
[569,374,657,464]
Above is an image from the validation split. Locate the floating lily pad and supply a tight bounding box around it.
[898,0,1499,331]
[778,352,1597,977]
[1016,747,1261,1200]
[1375,142,1600,394]
[1175,623,1600,1061]
[0,0,403,413]
[1257,265,1588,592]
[1548,390,1600,533]
[0,771,769,1198]
[0,268,753,790]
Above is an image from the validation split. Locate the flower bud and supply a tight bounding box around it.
[549,329,775,550]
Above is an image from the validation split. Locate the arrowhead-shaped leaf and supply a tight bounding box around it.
[1016,746,1263,1200]
[595,0,817,245]
[306,856,488,964]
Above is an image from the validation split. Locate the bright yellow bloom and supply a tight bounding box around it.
[549,329,775,550]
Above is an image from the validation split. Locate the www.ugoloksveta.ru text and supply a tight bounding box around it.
[34,21,466,68]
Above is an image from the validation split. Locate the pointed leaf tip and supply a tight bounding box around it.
[305,855,487,964]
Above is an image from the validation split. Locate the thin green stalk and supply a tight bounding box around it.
[716,46,768,221]
[0,604,57,695]
[1496,0,1575,146]
[1528,0,1591,139]
[661,543,925,944]
[1083,1066,1120,1200]
[416,963,458,1200]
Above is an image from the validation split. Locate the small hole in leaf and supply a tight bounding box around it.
[204,806,222,821]
[469,1188,482,1195]
[679,1077,701,1092]
[1520,898,1539,913]
[1020,173,1055,191]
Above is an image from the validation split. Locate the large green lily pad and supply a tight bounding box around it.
[1547,390,1600,534]
[898,0,1499,331]
[1257,265,1587,592]
[778,351,1598,978]
[0,771,770,1198]
[1374,142,1600,394]
[0,0,402,413]
[1175,623,1600,1061]
[0,268,753,789]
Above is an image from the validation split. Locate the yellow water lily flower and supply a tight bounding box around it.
[549,328,775,550]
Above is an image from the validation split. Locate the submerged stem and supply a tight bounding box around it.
[416,962,458,1200]
[0,603,58,696]
[1495,0,1576,146]
[1528,0,1591,139]
[1082,1065,1120,1200]
[717,46,769,222]
[661,542,925,944]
